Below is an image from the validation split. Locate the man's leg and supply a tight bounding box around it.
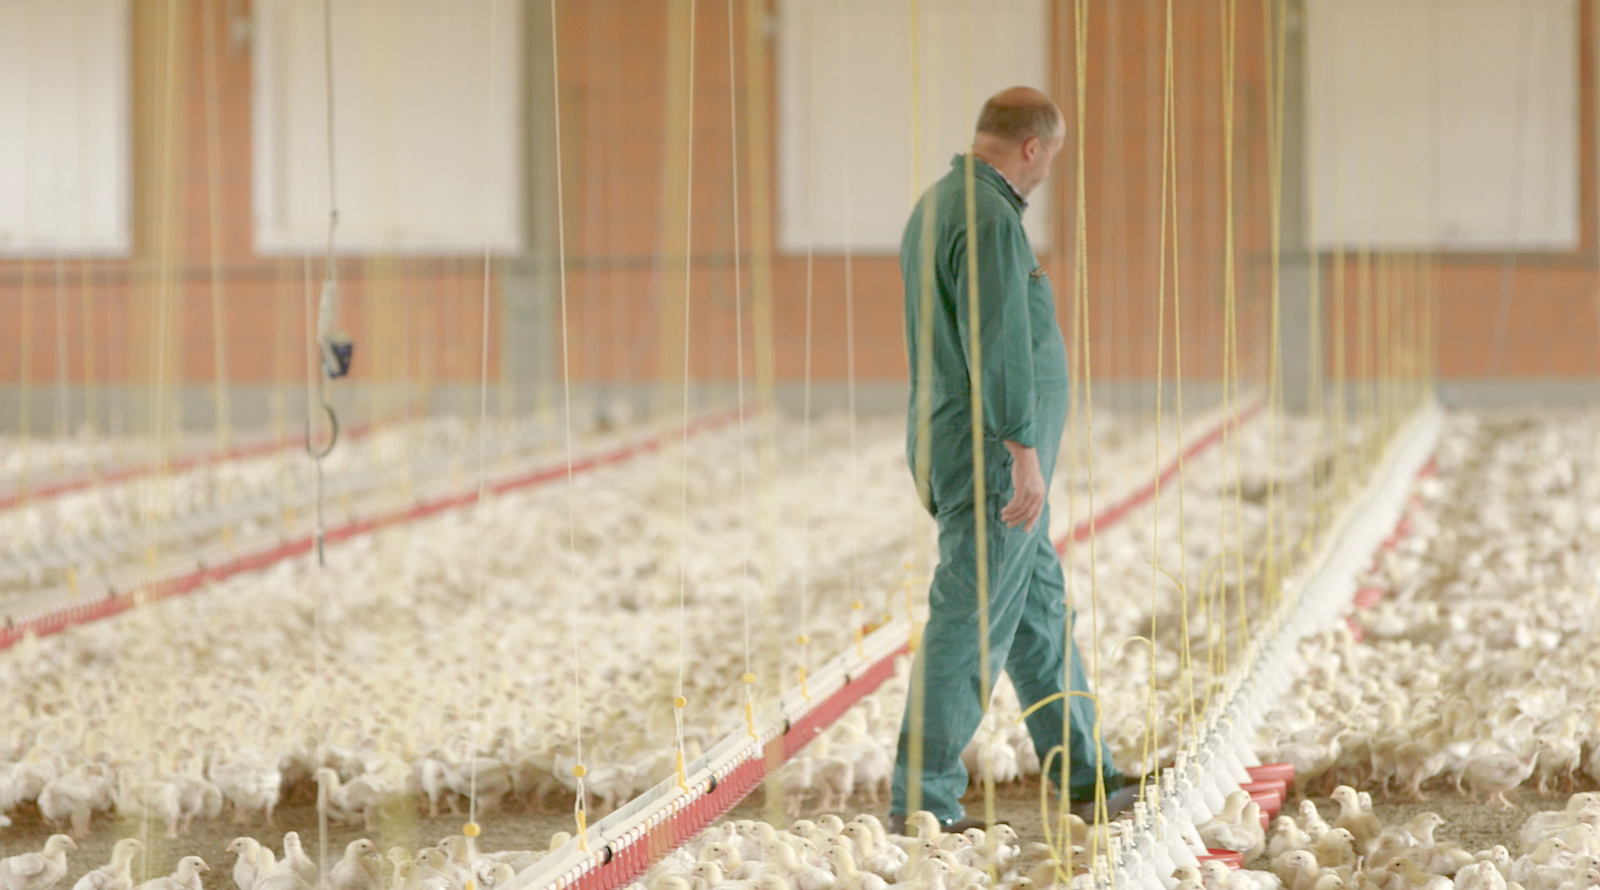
[890,503,1033,824]
[1002,513,1122,800]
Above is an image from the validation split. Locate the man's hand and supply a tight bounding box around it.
[1000,441,1046,532]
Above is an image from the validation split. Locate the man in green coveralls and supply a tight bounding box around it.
[889,87,1135,832]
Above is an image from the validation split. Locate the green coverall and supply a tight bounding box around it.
[892,154,1121,824]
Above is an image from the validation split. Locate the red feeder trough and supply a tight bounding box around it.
[1200,850,1244,869]
[1247,762,1296,786]
[1248,788,1283,819]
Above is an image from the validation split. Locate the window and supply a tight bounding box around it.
[777,0,1050,254]
[1306,0,1578,250]
[0,0,131,257]
[252,0,522,254]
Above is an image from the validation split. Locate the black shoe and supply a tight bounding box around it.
[1068,783,1141,822]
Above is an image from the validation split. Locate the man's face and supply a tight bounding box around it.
[1018,125,1067,196]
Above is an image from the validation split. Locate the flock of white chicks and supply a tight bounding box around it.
[634,813,1038,890]
[1188,787,1600,890]
[0,828,563,890]
[0,407,1186,846]
[614,789,1600,890]
[0,416,537,596]
[1254,412,1600,802]
[762,408,1340,816]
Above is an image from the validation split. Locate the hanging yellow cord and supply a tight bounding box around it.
[1058,0,1089,856]
[725,0,758,742]
[956,0,1000,836]
[546,0,592,848]
[673,0,699,793]
[904,0,939,820]
[200,0,231,454]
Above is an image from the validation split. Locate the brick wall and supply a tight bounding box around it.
[2,0,1594,410]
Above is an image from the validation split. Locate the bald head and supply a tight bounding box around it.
[975,87,1063,147]
[971,87,1066,198]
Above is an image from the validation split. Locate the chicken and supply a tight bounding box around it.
[1453,862,1507,890]
[1330,786,1382,855]
[134,857,209,890]
[1201,793,1266,864]
[71,840,141,890]
[281,832,318,885]
[330,840,383,890]
[211,755,283,826]
[316,768,389,831]
[0,834,77,890]
[38,767,114,838]
[824,847,887,890]
[1386,858,1452,890]
[114,781,181,840]
[1462,744,1539,811]
[1270,817,1315,861]
[227,838,270,890]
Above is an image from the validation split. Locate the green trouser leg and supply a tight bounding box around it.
[1005,513,1120,799]
[891,496,1121,822]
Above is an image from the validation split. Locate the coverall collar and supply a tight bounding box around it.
[953,153,1029,215]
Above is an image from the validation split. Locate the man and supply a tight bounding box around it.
[891,87,1135,833]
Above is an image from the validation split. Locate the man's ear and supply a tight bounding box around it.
[1022,136,1042,162]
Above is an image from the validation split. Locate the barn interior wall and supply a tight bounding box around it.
[0,0,1595,437]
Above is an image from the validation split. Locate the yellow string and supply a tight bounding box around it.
[905,0,937,819]
[546,0,591,837]
[673,0,698,796]
[200,0,231,454]
[957,0,997,836]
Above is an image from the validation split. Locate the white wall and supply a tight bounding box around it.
[0,0,131,257]
[777,0,1050,255]
[1306,0,1578,250]
[252,0,523,255]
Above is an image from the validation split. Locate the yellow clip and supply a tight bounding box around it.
[745,699,757,739]
[462,822,480,838]
[799,665,811,703]
[67,568,79,600]
[222,525,234,549]
[675,750,689,792]
[576,808,589,852]
[854,626,865,659]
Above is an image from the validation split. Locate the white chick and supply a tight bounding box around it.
[281,832,318,884]
[1453,862,1507,890]
[226,838,268,890]
[134,857,209,890]
[0,834,78,890]
[71,839,142,890]
[315,769,387,832]
[1300,801,1331,842]
[1330,787,1382,855]
[825,847,888,890]
[1269,817,1314,861]
[38,769,113,838]
[210,757,283,827]
[330,840,383,890]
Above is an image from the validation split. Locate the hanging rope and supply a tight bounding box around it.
[726,0,760,739]
[672,0,699,794]
[547,0,593,845]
